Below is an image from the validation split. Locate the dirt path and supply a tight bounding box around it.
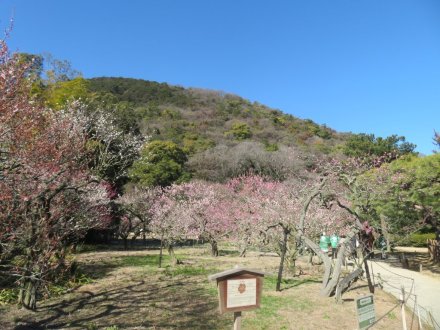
[367,258,440,329]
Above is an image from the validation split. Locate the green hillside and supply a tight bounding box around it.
[88,77,347,155]
[86,77,415,183]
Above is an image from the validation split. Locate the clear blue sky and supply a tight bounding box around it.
[1,0,439,154]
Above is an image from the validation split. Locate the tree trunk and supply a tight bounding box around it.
[168,244,177,266]
[300,230,362,297]
[159,238,163,268]
[239,239,248,258]
[320,244,346,296]
[300,236,332,290]
[308,251,314,265]
[239,246,247,258]
[380,215,391,253]
[276,228,289,292]
[142,223,147,247]
[19,278,38,311]
[210,239,219,257]
[363,257,375,294]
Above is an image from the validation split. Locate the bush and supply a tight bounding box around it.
[399,233,435,247]
[224,122,252,140]
[0,289,19,306]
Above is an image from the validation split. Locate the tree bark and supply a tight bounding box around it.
[19,278,38,311]
[380,214,391,253]
[159,238,163,268]
[320,244,346,296]
[363,257,375,294]
[210,239,219,257]
[239,237,249,257]
[300,229,362,297]
[276,227,289,292]
[239,245,247,258]
[168,244,177,266]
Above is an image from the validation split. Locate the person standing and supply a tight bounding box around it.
[330,233,339,259]
[319,232,330,254]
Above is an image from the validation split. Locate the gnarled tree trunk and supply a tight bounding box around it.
[19,277,39,310]
[167,244,178,266]
[276,227,290,291]
[210,239,219,257]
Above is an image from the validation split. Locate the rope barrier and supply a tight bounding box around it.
[373,273,416,297]
[365,301,401,329]
[413,303,440,329]
[367,259,440,329]
[370,259,415,281]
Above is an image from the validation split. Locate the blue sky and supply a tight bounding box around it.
[1,0,439,154]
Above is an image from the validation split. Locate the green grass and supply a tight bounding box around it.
[46,272,95,297]
[243,293,313,329]
[205,285,218,297]
[113,255,220,279]
[164,265,214,277]
[388,311,397,320]
[114,255,171,268]
[75,244,115,253]
[240,276,317,329]
[0,288,19,305]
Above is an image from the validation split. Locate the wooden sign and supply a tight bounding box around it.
[208,267,265,314]
[227,278,256,308]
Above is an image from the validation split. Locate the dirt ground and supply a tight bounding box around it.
[0,246,426,329]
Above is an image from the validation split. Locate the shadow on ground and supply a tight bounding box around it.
[12,276,227,330]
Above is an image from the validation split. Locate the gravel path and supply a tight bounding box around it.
[367,258,440,329]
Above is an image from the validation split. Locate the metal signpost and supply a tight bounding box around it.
[356,294,376,330]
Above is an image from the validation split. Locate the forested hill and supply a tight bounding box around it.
[88,77,346,155]
[87,77,415,182]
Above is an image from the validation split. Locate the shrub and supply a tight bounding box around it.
[399,233,435,247]
[224,122,252,140]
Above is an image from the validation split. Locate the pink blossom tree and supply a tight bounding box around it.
[116,186,160,249]
[0,37,111,309]
[181,181,236,257]
[227,174,355,293]
[226,175,278,257]
[150,184,194,266]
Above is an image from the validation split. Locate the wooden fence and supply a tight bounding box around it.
[428,239,440,263]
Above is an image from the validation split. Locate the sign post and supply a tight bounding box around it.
[208,266,266,329]
[356,294,376,330]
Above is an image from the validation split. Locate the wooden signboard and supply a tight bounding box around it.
[219,274,262,313]
[209,267,266,329]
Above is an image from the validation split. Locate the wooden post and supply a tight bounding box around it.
[400,286,407,330]
[233,311,242,330]
[415,296,423,330]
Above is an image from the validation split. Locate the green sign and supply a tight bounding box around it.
[356,295,375,330]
